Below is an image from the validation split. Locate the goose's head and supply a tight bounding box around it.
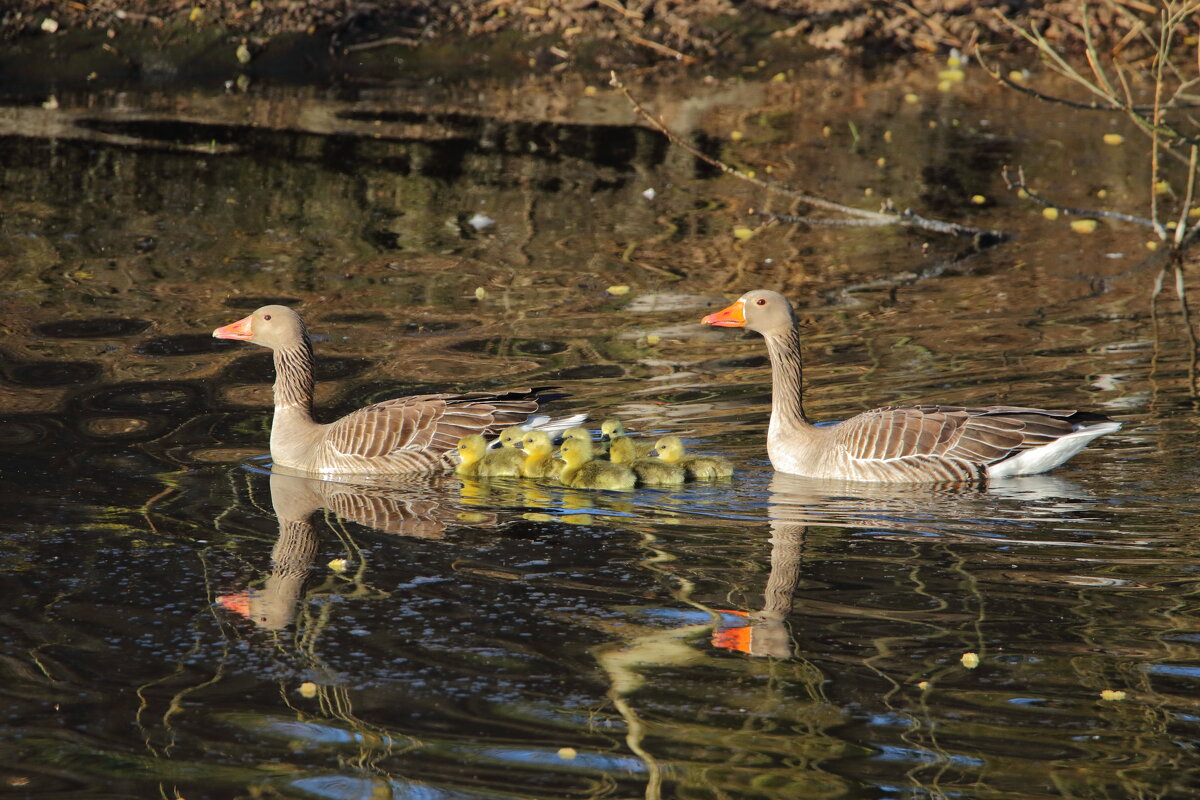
[558,437,594,467]
[701,290,795,336]
[561,427,592,444]
[652,435,685,463]
[456,434,488,464]
[521,430,554,457]
[599,418,627,441]
[499,426,526,448]
[213,305,306,350]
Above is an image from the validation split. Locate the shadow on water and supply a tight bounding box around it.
[2,52,1200,800]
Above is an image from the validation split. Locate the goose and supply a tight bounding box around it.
[651,435,733,480]
[456,434,524,478]
[518,430,563,479]
[701,289,1121,482]
[212,305,554,475]
[558,436,636,490]
[610,436,685,484]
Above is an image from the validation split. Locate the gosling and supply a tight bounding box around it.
[610,436,685,485]
[652,435,733,480]
[456,434,523,478]
[559,437,636,490]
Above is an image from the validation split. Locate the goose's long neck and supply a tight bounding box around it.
[272,336,316,423]
[762,324,812,432]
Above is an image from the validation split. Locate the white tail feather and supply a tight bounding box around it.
[987,422,1121,478]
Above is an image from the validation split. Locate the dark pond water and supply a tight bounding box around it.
[2,50,1199,799]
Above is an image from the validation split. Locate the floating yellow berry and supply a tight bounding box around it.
[1070,219,1098,233]
[938,69,965,83]
[606,284,631,296]
[1103,133,1125,146]
[327,558,348,572]
[1100,689,1127,701]
[299,682,318,698]
[904,93,920,104]
[970,194,986,205]
[474,286,487,300]
[733,227,754,240]
[646,334,661,345]
[961,652,980,669]
[730,130,744,141]
[557,747,578,759]
[1007,70,1025,82]
[1042,207,1060,220]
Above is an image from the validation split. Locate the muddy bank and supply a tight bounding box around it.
[1,0,1156,74]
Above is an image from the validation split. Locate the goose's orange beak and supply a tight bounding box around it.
[701,300,745,327]
[213,315,254,340]
[216,592,252,618]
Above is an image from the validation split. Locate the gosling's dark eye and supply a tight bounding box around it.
[263,314,272,320]
[755,298,767,306]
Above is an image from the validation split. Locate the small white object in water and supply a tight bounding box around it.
[41,17,59,33]
[642,187,656,200]
[468,213,495,230]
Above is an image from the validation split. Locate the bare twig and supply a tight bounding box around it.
[1001,165,1160,228]
[610,72,1009,244]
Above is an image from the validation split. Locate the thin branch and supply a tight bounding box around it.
[1174,145,1197,245]
[610,71,1009,243]
[1002,166,1160,228]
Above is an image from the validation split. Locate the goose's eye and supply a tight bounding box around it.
[755,298,767,306]
[263,314,272,320]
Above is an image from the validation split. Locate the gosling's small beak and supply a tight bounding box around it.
[701,299,745,328]
[213,315,254,340]
[600,434,611,441]
[649,449,659,458]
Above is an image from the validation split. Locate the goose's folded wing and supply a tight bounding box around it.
[324,391,541,460]
[836,405,1087,466]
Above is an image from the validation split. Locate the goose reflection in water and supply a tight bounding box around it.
[711,471,1101,659]
[217,469,495,630]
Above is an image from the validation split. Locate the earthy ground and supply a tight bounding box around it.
[0,1,1156,65]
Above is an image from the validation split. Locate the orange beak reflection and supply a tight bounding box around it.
[213,315,254,341]
[701,300,746,328]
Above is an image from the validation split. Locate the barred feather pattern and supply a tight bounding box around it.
[303,390,542,475]
[742,289,1119,482]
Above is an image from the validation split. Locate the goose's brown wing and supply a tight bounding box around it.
[323,388,544,464]
[834,404,1095,472]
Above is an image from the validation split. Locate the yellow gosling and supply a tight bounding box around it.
[610,436,685,485]
[519,431,563,479]
[498,425,526,448]
[559,437,636,490]
[456,434,523,478]
[652,435,734,480]
[600,417,651,456]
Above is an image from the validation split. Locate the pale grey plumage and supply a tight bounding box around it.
[213,305,548,476]
[702,289,1120,482]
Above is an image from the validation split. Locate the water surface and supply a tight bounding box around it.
[1,54,1198,799]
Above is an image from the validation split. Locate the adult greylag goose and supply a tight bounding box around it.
[701,290,1121,483]
[651,435,734,480]
[213,305,555,476]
